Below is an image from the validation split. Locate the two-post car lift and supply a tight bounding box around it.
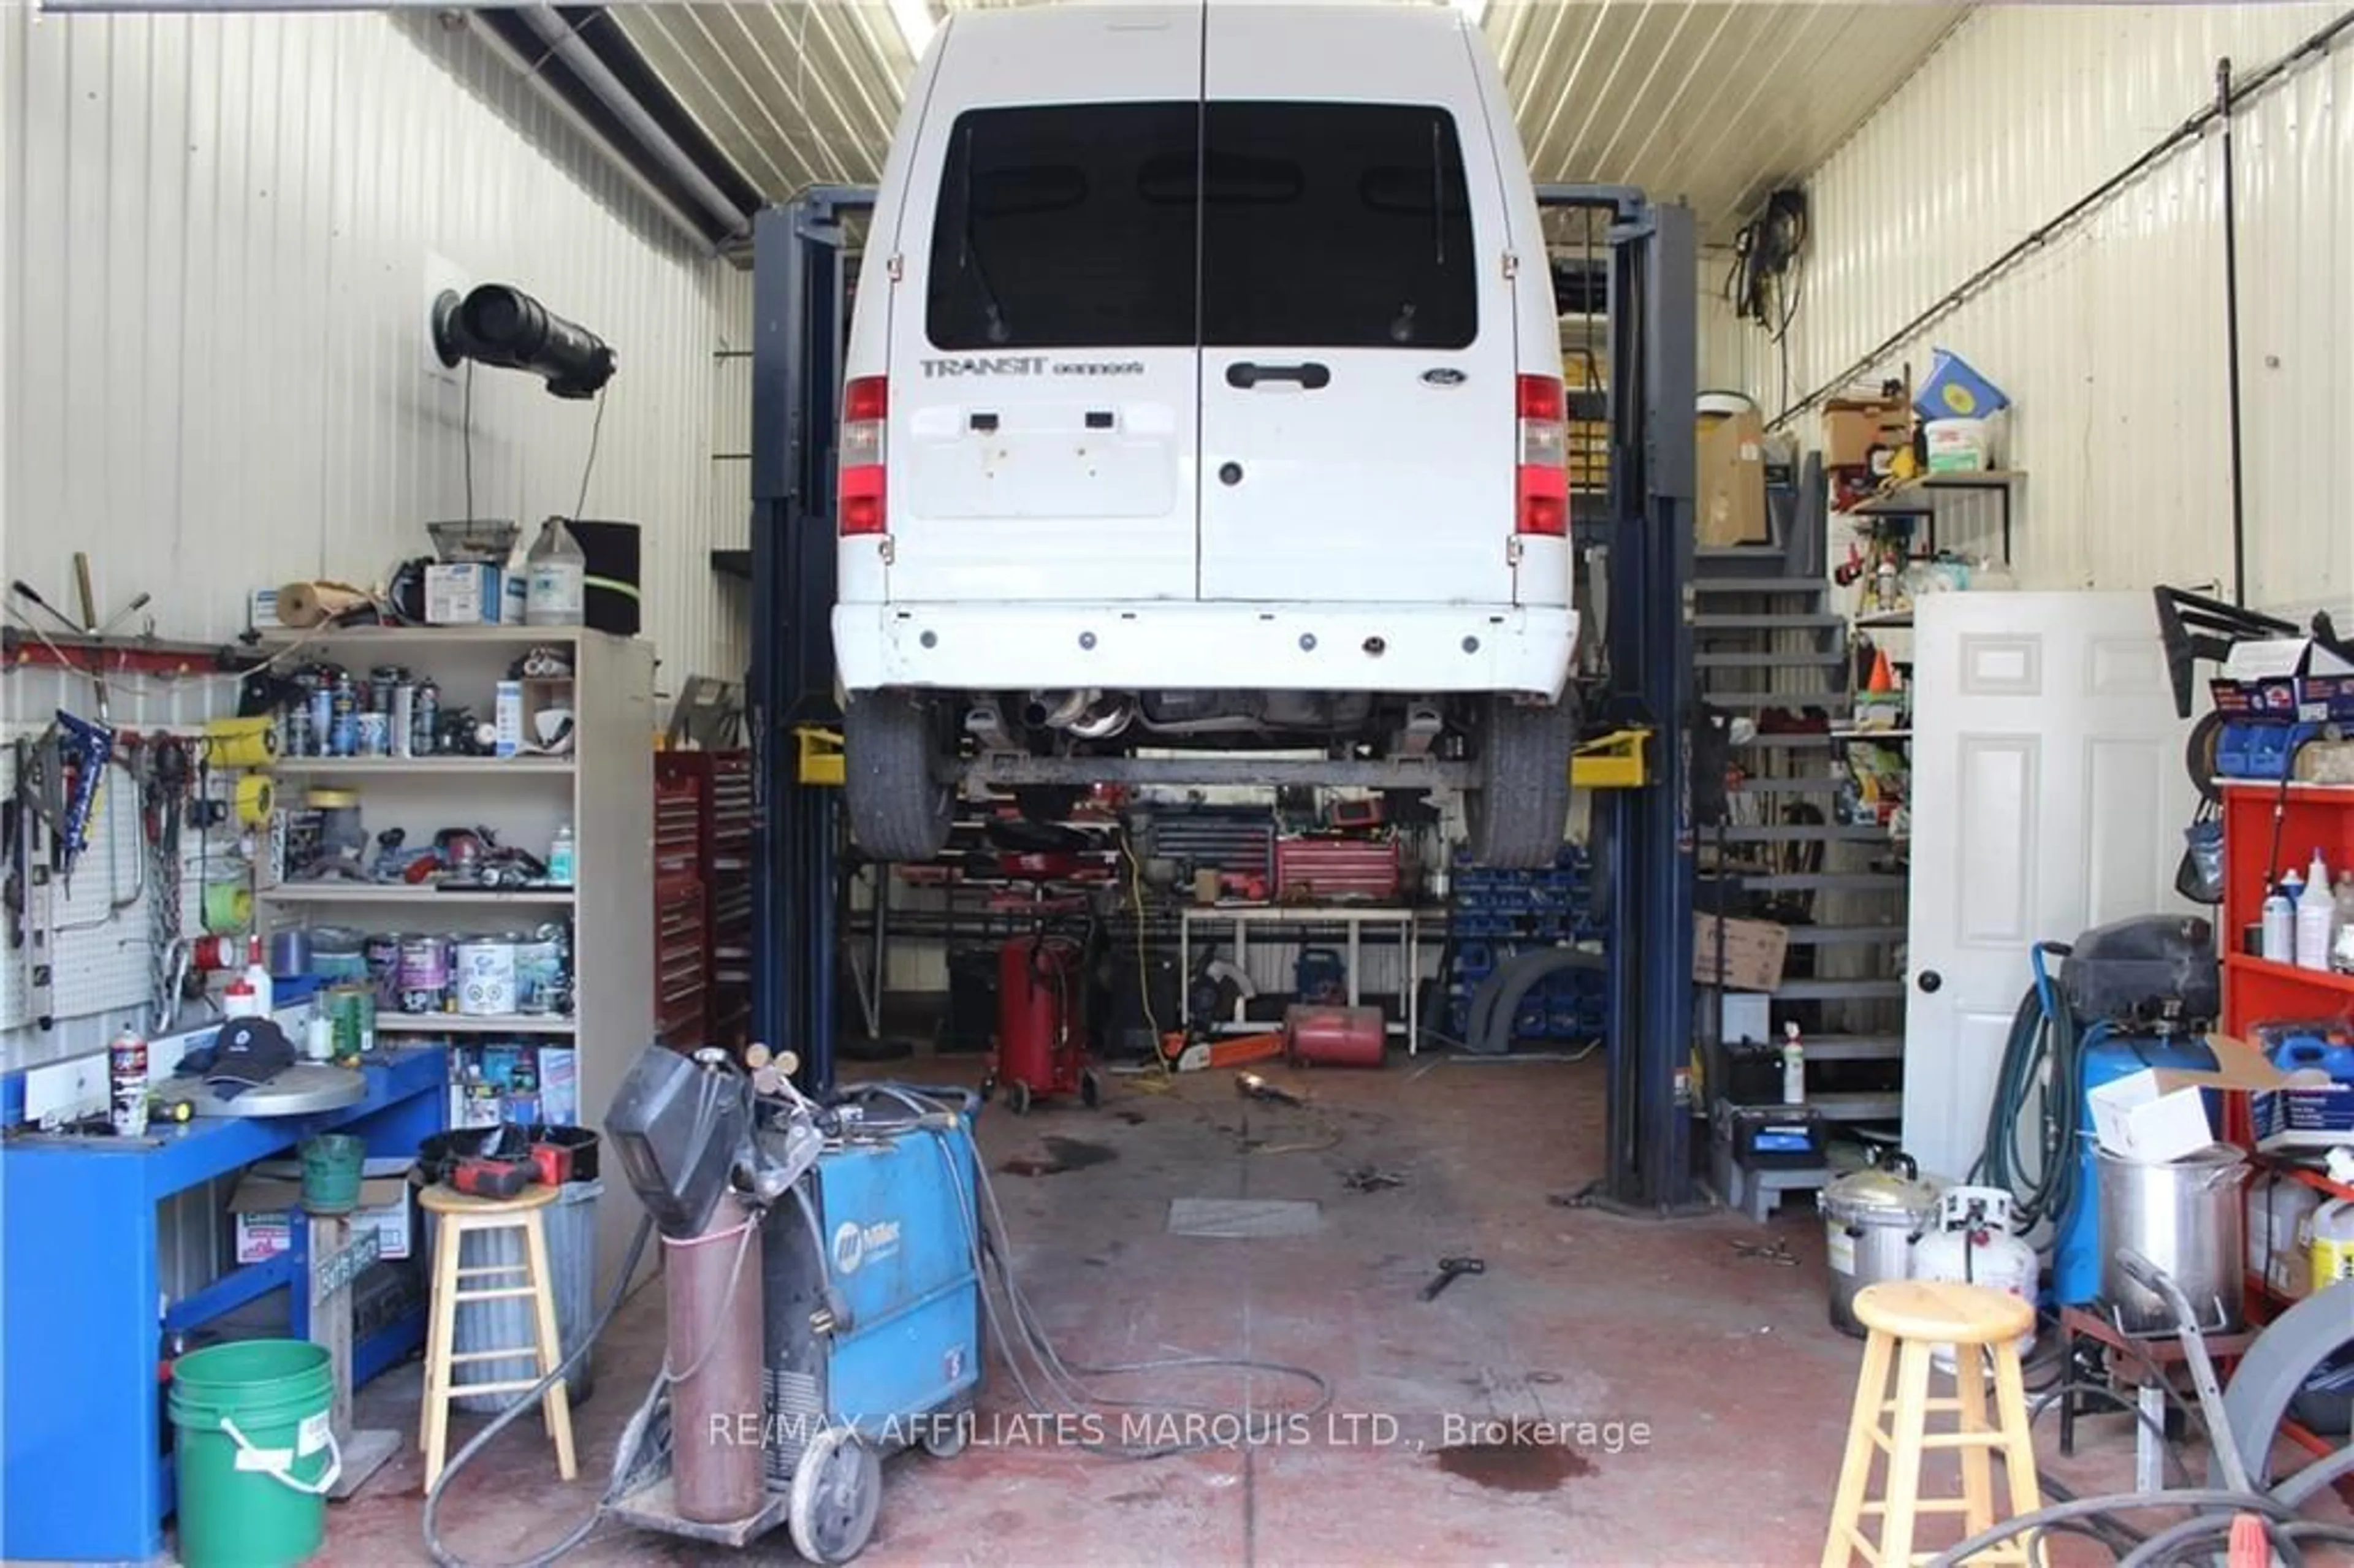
[744,185,1698,1212]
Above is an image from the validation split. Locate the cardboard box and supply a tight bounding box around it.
[2090,1033,2331,1163]
[2251,1081,2354,1153]
[2207,637,2354,725]
[248,587,288,631]
[1696,915,1788,992]
[1823,395,1911,471]
[425,563,504,625]
[1697,409,1769,548]
[230,1170,414,1263]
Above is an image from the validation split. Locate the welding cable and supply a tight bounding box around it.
[2121,1513,2354,1568]
[1970,953,2082,1232]
[1925,1490,2309,1567]
[910,1109,1334,1459]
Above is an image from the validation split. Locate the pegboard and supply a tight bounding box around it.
[0,728,218,1043]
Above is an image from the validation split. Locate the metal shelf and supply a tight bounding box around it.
[272,757,574,776]
[1810,1092,1904,1123]
[256,883,576,906]
[375,1013,577,1036]
[249,625,586,645]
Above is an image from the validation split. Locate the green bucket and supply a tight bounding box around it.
[167,1340,339,1568]
[299,1134,364,1215]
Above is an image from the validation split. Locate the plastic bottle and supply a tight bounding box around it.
[525,516,588,626]
[221,975,260,1020]
[1781,1020,1806,1105]
[2335,874,2354,973]
[2263,881,2296,963]
[242,935,275,1018]
[2312,1200,2354,1296]
[2297,848,2336,971]
[547,823,576,887]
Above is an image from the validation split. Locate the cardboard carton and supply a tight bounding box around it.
[1823,395,1911,471]
[1697,409,1769,547]
[2089,1033,2332,1163]
[1696,915,1788,992]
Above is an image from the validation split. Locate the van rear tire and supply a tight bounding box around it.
[843,691,956,863]
[1462,694,1577,870]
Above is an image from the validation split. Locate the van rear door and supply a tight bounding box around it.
[884,7,1203,604]
[1196,6,1516,606]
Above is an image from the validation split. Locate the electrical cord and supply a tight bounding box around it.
[571,383,609,523]
[1969,945,2080,1232]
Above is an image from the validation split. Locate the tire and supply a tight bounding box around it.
[1080,1068,1102,1108]
[1461,693,1579,870]
[920,1412,970,1460]
[788,1426,882,1566]
[842,691,955,863]
[1005,1079,1032,1116]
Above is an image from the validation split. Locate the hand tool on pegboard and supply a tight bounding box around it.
[51,710,116,893]
[10,553,153,723]
[142,737,192,1031]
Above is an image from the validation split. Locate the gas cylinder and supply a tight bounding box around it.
[1913,1185,2038,1371]
[665,1202,765,1523]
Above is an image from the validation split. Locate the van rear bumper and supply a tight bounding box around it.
[832,601,1577,699]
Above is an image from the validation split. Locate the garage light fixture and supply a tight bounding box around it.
[432,283,617,400]
[889,0,938,58]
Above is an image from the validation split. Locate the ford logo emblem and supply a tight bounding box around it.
[1421,368,1466,387]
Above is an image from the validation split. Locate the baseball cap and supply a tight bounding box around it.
[205,1018,297,1092]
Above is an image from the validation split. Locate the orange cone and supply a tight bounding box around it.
[1868,647,1896,694]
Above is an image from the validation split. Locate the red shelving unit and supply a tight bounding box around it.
[2219,783,2354,1480]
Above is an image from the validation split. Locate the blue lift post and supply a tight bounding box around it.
[750,188,874,1094]
[1538,186,1700,1214]
[748,185,1697,1203]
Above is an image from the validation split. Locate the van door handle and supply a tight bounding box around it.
[1225,362,1331,390]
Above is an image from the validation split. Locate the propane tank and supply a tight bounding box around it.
[1913,1185,2038,1371]
[665,1199,766,1523]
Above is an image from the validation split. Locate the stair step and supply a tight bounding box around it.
[1734,872,1908,893]
[1772,977,1909,1001]
[1740,732,1840,748]
[1731,776,1848,795]
[1696,651,1849,669]
[1705,692,1853,710]
[1799,1035,1906,1063]
[1693,614,1847,631]
[1693,576,1829,596]
[1810,1092,1904,1124]
[1715,824,1891,844]
[1779,925,1909,946]
[1697,546,1791,562]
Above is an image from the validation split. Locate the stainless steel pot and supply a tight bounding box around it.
[2095,1142,2250,1333]
[1819,1149,1941,1338]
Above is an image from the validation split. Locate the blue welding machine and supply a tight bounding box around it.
[601,1048,982,1564]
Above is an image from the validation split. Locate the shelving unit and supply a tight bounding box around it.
[2218,781,2354,1474]
[251,624,653,1292]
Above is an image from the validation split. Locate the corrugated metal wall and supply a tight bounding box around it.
[2,5,744,687]
[1744,3,2353,618]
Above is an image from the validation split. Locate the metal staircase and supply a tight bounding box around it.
[1694,554,1908,1128]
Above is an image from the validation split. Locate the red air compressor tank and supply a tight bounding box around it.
[1286,1005,1387,1068]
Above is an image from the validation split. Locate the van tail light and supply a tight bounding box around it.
[839,375,889,537]
[1515,373,1568,538]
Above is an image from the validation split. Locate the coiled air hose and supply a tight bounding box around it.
[1970,941,2080,1231]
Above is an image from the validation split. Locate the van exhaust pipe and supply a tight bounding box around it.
[1067,696,1136,742]
[1024,690,1096,731]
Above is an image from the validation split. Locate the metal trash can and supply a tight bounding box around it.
[425,1179,601,1412]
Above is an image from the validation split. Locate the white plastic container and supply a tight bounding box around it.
[2313,1200,2354,1296]
[2249,1174,2323,1302]
[524,516,587,627]
[1923,417,1990,474]
[2298,849,2337,971]
[547,823,576,887]
[2264,884,2296,963]
[1781,1020,1806,1105]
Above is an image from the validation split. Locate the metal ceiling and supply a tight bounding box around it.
[613,1,1967,238]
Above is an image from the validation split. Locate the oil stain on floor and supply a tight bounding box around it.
[1432,1441,1594,1493]
[1000,1137,1119,1178]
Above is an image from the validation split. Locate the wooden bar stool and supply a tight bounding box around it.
[417,1184,576,1493]
[1821,1280,2043,1567]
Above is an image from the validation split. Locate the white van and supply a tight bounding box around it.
[831,0,1578,867]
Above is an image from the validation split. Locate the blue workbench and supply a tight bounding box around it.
[1,1045,447,1562]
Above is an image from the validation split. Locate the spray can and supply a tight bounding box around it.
[110,1030,150,1137]
[390,682,415,759]
[413,679,440,758]
[307,682,333,755]
[1781,1020,1807,1105]
[2263,881,2298,964]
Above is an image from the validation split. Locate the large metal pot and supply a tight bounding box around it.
[2095,1142,2250,1333]
[1819,1149,1941,1338]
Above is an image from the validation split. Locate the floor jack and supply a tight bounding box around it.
[424,1045,983,1566]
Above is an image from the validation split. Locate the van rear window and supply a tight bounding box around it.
[925,102,1479,352]
[926,103,1200,352]
[1200,103,1477,351]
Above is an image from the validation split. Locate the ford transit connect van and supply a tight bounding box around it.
[831,0,1579,867]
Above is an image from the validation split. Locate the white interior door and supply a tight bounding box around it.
[1900,591,2196,1182]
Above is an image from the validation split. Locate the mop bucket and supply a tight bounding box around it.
[167,1340,340,1567]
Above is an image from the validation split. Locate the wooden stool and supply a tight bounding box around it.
[1821,1280,2043,1567]
[417,1184,576,1493]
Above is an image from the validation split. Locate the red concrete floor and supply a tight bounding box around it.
[332,1054,2333,1566]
